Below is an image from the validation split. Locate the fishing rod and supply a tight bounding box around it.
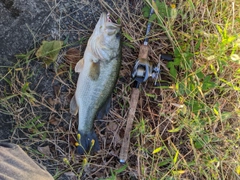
[119,3,173,163]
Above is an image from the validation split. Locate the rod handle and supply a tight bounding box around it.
[119,88,140,163]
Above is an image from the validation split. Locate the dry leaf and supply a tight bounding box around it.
[107,121,118,131]
[64,171,76,178]
[114,133,122,145]
[119,128,125,139]
[64,48,81,68]
[53,85,61,97]
[49,117,59,126]
[36,40,63,66]
[37,145,51,156]
[47,97,54,106]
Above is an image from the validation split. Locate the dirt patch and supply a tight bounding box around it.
[0,0,21,18]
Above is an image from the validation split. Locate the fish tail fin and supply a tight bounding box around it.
[76,131,100,155]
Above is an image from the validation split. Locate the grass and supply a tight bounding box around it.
[0,0,240,179]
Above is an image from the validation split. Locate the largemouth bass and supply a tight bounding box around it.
[70,13,121,154]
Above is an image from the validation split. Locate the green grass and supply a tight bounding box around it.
[0,0,239,179]
[135,0,240,179]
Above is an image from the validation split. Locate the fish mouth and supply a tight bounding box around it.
[98,12,121,34]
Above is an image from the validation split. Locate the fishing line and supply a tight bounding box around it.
[143,6,155,45]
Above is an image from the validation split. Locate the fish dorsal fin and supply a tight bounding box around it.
[89,61,100,80]
[70,95,79,115]
[75,58,84,73]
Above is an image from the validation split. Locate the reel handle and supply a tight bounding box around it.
[160,54,173,61]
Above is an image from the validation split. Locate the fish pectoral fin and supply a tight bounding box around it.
[89,61,100,80]
[76,131,100,155]
[70,95,78,115]
[75,58,84,73]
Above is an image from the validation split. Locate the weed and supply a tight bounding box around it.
[140,0,240,179]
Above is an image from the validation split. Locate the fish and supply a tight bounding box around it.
[70,13,121,154]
